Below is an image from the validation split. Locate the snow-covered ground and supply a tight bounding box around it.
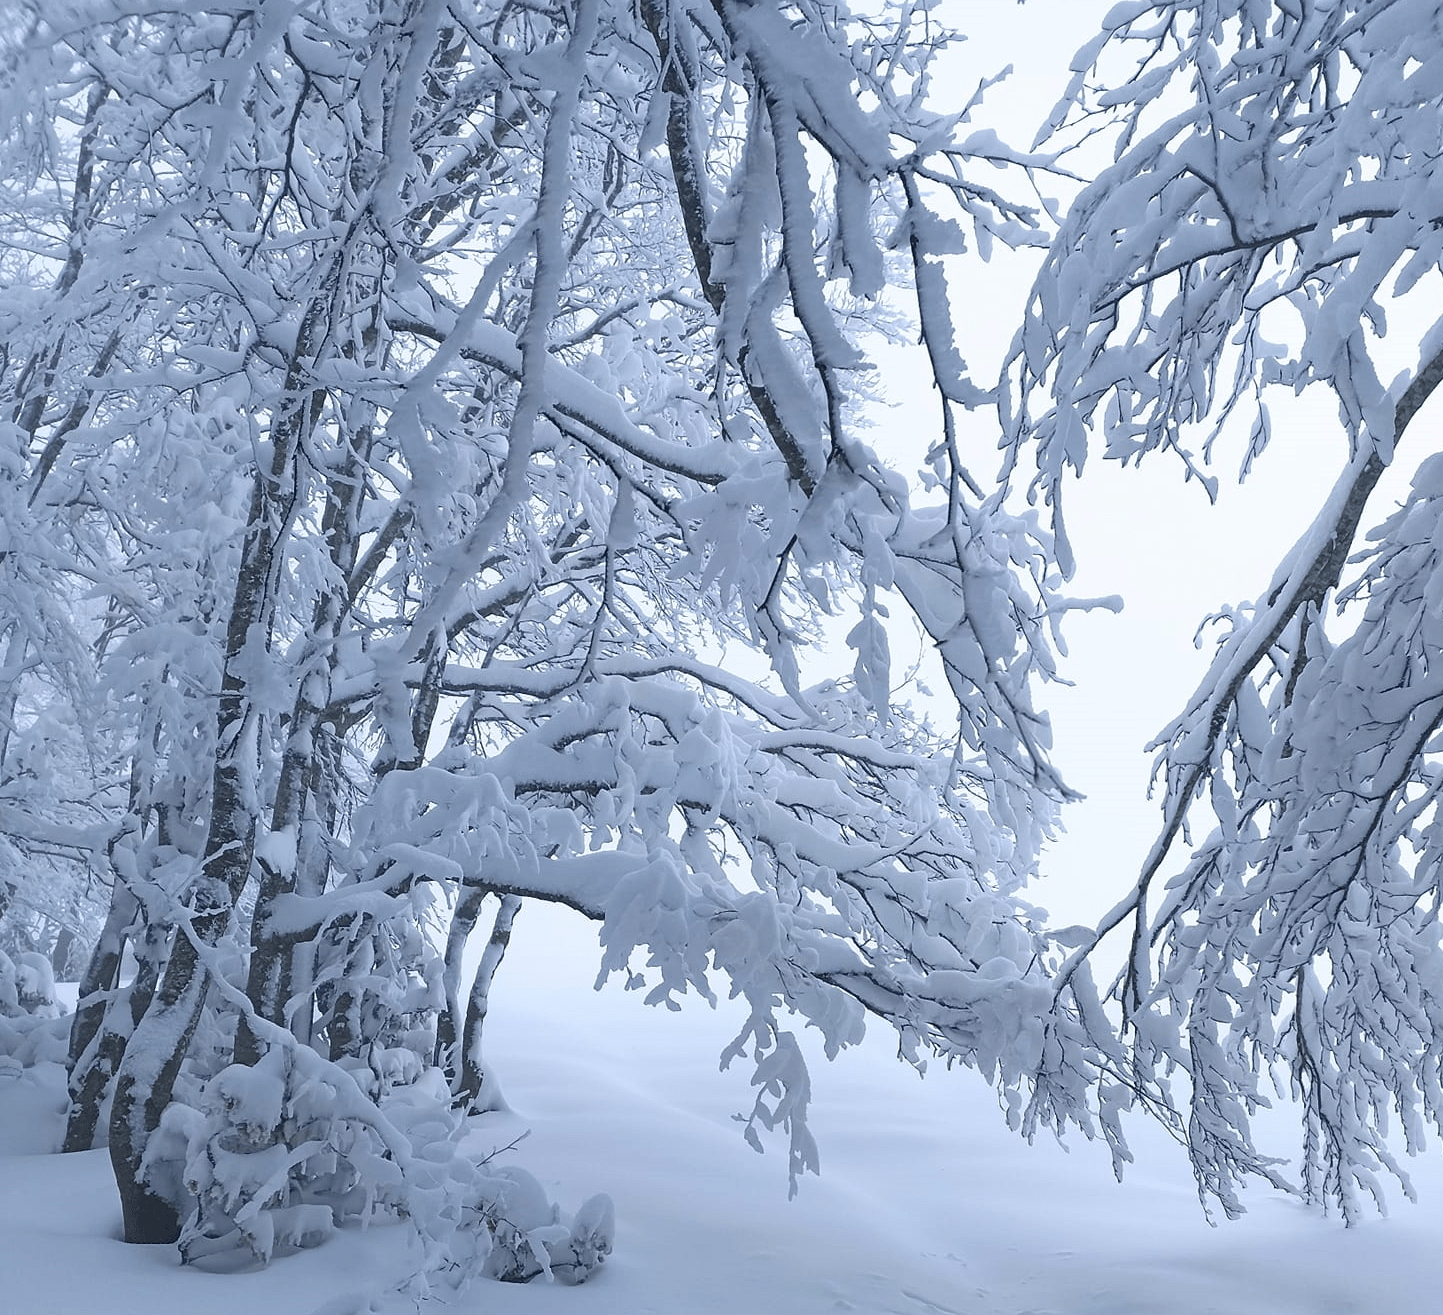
[2,901,1439,1315]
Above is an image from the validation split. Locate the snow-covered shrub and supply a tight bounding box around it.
[0,949,19,1018]
[469,1165,615,1286]
[0,949,61,1019]
[0,1012,69,1076]
[0,950,69,1077]
[385,1075,611,1291]
[176,1045,403,1266]
[174,1040,612,1289]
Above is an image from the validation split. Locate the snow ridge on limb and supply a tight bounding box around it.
[1014,0,1443,1220]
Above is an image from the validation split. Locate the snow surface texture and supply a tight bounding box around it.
[3,903,1439,1315]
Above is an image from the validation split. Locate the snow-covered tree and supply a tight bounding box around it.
[0,0,1110,1280]
[1012,0,1443,1221]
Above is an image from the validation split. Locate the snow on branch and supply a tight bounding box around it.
[1015,0,1443,1220]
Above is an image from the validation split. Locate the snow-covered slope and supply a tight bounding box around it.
[3,901,1439,1315]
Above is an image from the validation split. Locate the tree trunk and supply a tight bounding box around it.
[236,409,373,1067]
[435,884,486,1078]
[50,926,77,980]
[454,894,520,1114]
[108,932,212,1242]
[62,881,137,1153]
[109,469,289,1239]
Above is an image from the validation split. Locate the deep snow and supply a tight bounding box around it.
[3,902,1440,1315]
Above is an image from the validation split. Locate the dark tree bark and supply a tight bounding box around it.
[435,884,488,1081]
[63,881,137,1153]
[454,894,520,1114]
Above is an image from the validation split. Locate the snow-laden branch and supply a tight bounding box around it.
[1015,0,1443,1219]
